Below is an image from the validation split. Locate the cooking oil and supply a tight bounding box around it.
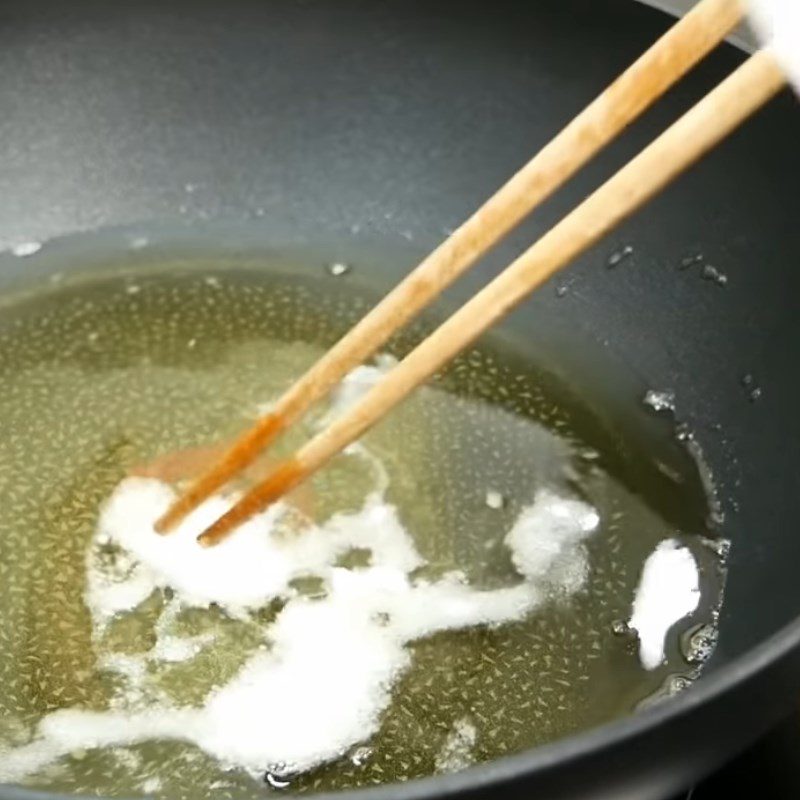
[0,254,725,798]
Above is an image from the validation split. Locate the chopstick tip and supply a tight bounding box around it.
[197,530,218,548]
[154,509,178,535]
[194,458,308,547]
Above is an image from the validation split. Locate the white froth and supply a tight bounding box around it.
[141,777,162,794]
[435,717,477,774]
[89,479,292,617]
[152,633,212,664]
[322,354,398,423]
[10,241,42,257]
[195,574,410,774]
[87,478,420,622]
[389,575,541,640]
[0,474,601,784]
[485,490,505,510]
[505,489,599,593]
[256,353,396,423]
[629,540,700,670]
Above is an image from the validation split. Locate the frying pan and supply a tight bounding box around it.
[1,0,799,798]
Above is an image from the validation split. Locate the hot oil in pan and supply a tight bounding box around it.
[0,258,725,798]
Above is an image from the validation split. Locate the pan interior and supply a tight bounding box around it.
[0,250,725,797]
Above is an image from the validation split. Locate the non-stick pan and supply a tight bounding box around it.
[1,1,799,798]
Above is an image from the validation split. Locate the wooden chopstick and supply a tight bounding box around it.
[196,50,786,547]
[155,0,744,534]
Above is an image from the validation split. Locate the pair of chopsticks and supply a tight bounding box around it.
[155,0,785,547]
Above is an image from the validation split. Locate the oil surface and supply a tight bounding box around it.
[0,259,723,798]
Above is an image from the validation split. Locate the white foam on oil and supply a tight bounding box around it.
[505,489,600,593]
[88,480,292,620]
[321,354,398,425]
[435,717,477,774]
[255,354,396,429]
[140,776,162,794]
[10,241,42,257]
[0,453,602,784]
[629,539,700,670]
[485,490,504,510]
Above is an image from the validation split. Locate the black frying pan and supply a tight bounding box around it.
[1,1,799,799]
